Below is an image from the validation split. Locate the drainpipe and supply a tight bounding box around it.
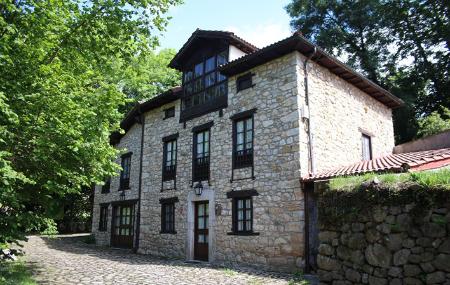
[303,47,317,176]
[134,107,145,253]
[302,47,317,273]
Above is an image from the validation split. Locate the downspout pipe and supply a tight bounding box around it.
[303,47,317,176]
[134,105,145,253]
[302,47,317,273]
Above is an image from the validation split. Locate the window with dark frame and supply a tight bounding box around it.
[193,129,210,181]
[362,134,372,161]
[161,202,175,233]
[233,197,253,233]
[101,178,111,193]
[236,73,254,92]
[163,139,177,181]
[164,107,175,119]
[182,51,228,111]
[99,205,108,231]
[233,116,254,169]
[120,153,132,190]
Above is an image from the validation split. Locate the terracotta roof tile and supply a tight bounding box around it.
[302,148,450,181]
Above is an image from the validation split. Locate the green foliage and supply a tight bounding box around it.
[409,169,450,189]
[285,0,450,144]
[329,169,450,191]
[288,270,309,285]
[39,219,58,236]
[322,169,450,226]
[0,0,181,246]
[417,107,450,138]
[0,261,37,285]
[221,268,237,277]
[121,49,181,105]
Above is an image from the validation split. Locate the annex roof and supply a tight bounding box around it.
[302,148,450,182]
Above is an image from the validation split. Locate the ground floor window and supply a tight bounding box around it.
[233,197,253,233]
[99,204,108,231]
[160,197,178,234]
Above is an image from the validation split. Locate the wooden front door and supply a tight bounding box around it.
[194,201,209,261]
[111,204,134,248]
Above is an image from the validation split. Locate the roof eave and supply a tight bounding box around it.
[110,87,182,145]
[169,29,258,70]
[219,33,404,109]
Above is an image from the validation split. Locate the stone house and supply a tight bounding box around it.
[91,29,403,271]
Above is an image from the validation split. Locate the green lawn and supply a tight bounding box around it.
[329,168,450,191]
[0,261,36,285]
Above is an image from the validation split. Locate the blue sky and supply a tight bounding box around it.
[158,0,293,50]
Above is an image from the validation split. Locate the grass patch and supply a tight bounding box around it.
[288,270,309,285]
[247,278,263,285]
[221,267,238,277]
[329,169,450,191]
[410,169,450,189]
[0,261,36,285]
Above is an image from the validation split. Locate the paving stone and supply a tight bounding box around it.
[21,235,316,285]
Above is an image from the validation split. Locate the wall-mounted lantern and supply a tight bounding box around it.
[194,182,203,196]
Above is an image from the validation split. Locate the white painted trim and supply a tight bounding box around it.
[186,185,215,262]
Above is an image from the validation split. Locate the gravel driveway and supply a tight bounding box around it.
[22,234,316,285]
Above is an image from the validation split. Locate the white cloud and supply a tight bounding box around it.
[224,22,292,48]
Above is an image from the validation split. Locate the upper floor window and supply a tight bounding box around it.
[182,51,228,111]
[120,153,132,190]
[193,129,210,181]
[236,73,254,92]
[164,107,175,119]
[101,177,111,194]
[233,116,254,169]
[362,134,372,161]
[163,138,177,181]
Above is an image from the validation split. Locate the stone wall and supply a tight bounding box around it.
[91,123,141,246]
[91,48,397,272]
[138,52,305,271]
[393,130,450,154]
[316,185,450,284]
[295,52,395,176]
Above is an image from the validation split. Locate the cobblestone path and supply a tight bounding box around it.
[22,235,315,285]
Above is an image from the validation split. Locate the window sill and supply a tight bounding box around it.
[237,84,256,93]
[118,188,130,191]
[232,164,253,170]
[160,231,177,234]
[227,232,260,236]
[101,191,110,194]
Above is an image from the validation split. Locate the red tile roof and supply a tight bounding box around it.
[302,148,450,181]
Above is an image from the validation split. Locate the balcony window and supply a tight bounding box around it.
[163,139,177,181]
[233,116,253,169]
[193,129,210,181]
[181,50,228,121]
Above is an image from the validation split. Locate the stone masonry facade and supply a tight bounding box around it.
[315,184,450,284]
[92,33,396,272]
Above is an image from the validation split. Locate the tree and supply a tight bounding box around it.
[417,107,450,138]
[120,49,181,112]
[285,0,450,144]
[0,0,181,245]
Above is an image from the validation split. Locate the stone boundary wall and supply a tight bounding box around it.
[316,185,450,285]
